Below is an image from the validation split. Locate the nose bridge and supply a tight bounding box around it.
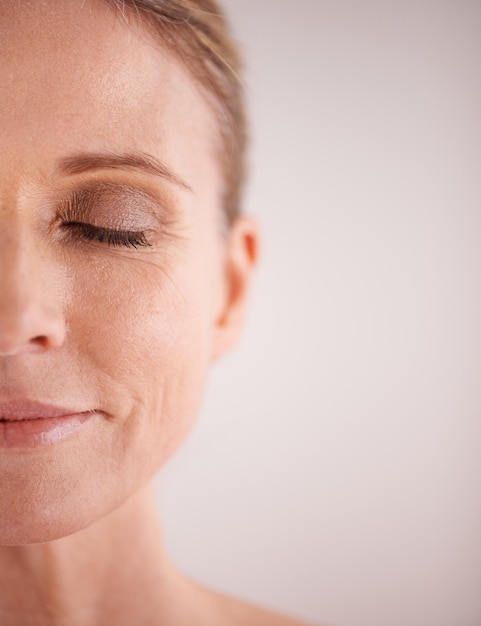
[0,204,66,356]
[0,218,42,311]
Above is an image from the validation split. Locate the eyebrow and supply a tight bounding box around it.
[57,151,192,192]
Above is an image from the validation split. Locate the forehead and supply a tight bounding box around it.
[0,0,218,192]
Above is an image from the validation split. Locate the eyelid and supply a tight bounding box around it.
[62,221,152,249]
[53,183,157,249]
[59,181,169,231]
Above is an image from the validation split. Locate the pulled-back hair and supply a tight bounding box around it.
[105,0,246,226]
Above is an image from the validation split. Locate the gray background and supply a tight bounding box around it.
[156,2,481,625]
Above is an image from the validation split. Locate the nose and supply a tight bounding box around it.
[0,232,66,357]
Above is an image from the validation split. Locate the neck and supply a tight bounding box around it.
[0,483,187,626]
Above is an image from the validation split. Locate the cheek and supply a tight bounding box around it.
[68,249,213,474]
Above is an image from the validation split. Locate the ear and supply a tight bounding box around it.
[211,214,259,361]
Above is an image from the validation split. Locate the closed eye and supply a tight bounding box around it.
[61,221,152,249]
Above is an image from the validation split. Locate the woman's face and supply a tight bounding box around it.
[0,0,255,544]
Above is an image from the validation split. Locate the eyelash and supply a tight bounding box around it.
[62,221,152,249]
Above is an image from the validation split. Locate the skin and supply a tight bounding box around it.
[0,1,312,624]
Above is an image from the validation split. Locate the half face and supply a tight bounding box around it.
[0,0,255,544]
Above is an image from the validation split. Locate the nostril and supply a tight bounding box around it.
[32,335,49,348]
[29,332,65,352]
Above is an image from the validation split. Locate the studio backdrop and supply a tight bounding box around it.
[157,3,481,625]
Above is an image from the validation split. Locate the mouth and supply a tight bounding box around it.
[0,400,97,449]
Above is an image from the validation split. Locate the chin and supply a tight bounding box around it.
[0,461,126,547]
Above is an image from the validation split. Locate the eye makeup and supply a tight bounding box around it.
[56,182,167,249]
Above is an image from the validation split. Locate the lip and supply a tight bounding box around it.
[0,400,96,448]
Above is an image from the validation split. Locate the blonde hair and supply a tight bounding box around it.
[106,0,246,226]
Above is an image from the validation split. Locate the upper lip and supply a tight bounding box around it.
[0,400,88,422]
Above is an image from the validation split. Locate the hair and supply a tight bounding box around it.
[104,0,246,227]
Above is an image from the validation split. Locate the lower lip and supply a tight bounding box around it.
[0,413,94,448]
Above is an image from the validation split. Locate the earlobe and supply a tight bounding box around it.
[211,214,259,361]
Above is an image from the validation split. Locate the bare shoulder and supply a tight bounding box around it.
[175,573,319,626]
[202,586,315,626]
